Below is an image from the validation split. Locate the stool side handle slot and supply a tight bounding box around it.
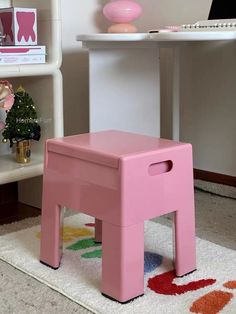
[148,160,173,176]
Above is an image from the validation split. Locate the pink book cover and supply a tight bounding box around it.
[0,46,46,55]
[0,7,37,46]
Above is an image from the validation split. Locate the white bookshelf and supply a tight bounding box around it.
[0,0,63,203]
[0,153,43,184]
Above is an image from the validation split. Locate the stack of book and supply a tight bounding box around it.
[0,46,46,65]
[0,7,46,65]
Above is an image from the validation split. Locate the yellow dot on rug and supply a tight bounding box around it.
[36,227,93,242]
[63,227,93,242]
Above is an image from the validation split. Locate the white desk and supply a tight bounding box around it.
[77,32,236,140]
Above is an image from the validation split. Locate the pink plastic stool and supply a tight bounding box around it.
[40,130,196,303]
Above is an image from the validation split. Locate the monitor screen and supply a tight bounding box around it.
[208,0,236,19]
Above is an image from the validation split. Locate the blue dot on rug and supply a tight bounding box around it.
[144,251,163,273]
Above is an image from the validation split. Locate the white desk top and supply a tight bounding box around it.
[76,33,150,42]
[77,31,236,42]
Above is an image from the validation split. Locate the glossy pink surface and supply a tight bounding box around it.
[103,0,142,23]
[40,130,196,303]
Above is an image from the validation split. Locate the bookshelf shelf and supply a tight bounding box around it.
[0,0,63,206]
[0,64,61,78]
[0,153,43,185]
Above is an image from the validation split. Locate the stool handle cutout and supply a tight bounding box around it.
[148,160,173,176]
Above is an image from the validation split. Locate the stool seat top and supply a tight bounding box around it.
[47,130,188,168]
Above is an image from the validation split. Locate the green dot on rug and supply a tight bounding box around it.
[81,249,102,259]
[66,238,101,251]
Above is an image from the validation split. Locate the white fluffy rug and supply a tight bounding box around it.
[0,213,236,314]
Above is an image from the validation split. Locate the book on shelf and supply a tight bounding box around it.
[0,46,46,65]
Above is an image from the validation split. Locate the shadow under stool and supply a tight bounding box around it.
[40,130,196,303]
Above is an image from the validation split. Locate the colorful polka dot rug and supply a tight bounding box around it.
[0,213,236,314]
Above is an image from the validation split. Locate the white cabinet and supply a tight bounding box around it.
[0,0,63,204]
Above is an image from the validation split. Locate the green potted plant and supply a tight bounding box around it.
[2,86,41,163]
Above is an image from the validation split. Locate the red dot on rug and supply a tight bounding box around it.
[223,281,236,289]
[85,223,95,227]
[148,270,216,295]
[190,290,233,314]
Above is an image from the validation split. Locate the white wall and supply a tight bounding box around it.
[61,0,109,136]
[61,0,236,176]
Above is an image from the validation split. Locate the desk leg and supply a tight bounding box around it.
[172,47,180,141]
[89,45,160,137]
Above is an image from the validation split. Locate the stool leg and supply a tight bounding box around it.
[95,219,102,243]
[102,222,144,303]
[40,197,63,269]
[174,198,196,277]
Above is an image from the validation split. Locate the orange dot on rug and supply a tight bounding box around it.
[190,290,233,314]
[223,281,236,289]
